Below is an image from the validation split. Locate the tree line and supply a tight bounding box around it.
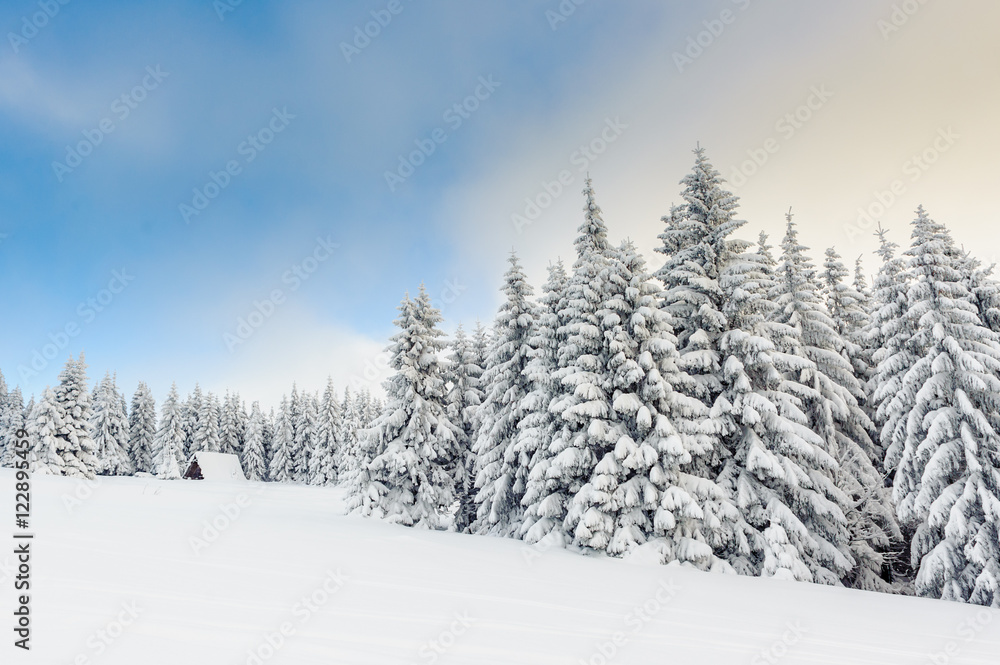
[0,360,382,486]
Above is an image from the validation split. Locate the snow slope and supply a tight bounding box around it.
[3,469,999,664]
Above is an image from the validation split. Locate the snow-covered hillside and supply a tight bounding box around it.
[6,470,999,664]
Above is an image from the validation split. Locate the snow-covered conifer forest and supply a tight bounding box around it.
[3,148,999,611]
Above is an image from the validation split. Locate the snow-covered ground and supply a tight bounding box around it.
[4,469,999,664]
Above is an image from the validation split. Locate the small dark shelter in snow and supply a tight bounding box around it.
[183,452,247,481]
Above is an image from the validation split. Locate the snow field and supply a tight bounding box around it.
[5,470,1000,664]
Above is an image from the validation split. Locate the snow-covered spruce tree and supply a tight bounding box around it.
[0,384,25,468]
[521,179,613,547]
[220,392,243,456]
[311,378,342,485]
[755,231,778,301]
[653,148,862,580]
[23,396,33,426]
[346,287,463,529]
[116,388,129,460]
[52,355,98,479]
[357,389,380,430]
[715,247,835,581]
[963,254,1000,335]
[339,386,359,474]
[181,384,203,459]
[344,389,360,473]
[650,149,770,573]
[202,392,223,453]
[890,208,1000,606]
[771,216,898,590]
[262,408,275,472]
[287,385,304,480]
[295,391,318,483]
[472,253,538,536]
[853,256,872,305]
[852,256,877,403]
[569,240,744,570]
[236,395,248,453]
[653,148,744,467]
[774,220,877,460]
[822,247,875,388]
[868,224,917,477]
[357,389,371,425]
[27,387,64,475]
[152,384,184,479]
[128,382,156,474]
[90,373,132,476]
[242,401,268,482]
[654,202,688,263]
[268,396,295,483]
[518,261,571,542]
[447,325,485,532]
[471,320,491,378]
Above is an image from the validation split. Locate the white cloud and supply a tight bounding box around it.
[195,304,389,409]
[0,56,92,127]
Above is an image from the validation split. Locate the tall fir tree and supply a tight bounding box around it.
[522,179,614,547]
[569,240,744,569]
[52,355,98,479]
[519,261,572,542]
[220,391,244,456]
[655,149,861,580]
[715,243,835,580]
[853,256,878,411]
[890,208,1000,606]
[868,224,917,477]
[287,385,304,480]
[181,384,203,460]
[339,386,359,475]
[471,321,491,380]
[822,247,874,387]
[654,147,744,412]
[652,149,768,573]
[198,392,222,453]
[447,324,485,531]
[295,391,318,483]
[772,216,898,590]
[755,231,778,301]
[269,396,295,483]
[311,378,342,485]
[243,401,268,482]
[356,389,370,427]
[152,384,184,479]
[90,373,132,476]
[128,382,156,474]
[27,387,64,475]
[472,253,538,536]
[347,287,463,528]
[262,408,275,473]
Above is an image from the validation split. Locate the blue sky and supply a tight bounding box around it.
[2,0,998,406]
